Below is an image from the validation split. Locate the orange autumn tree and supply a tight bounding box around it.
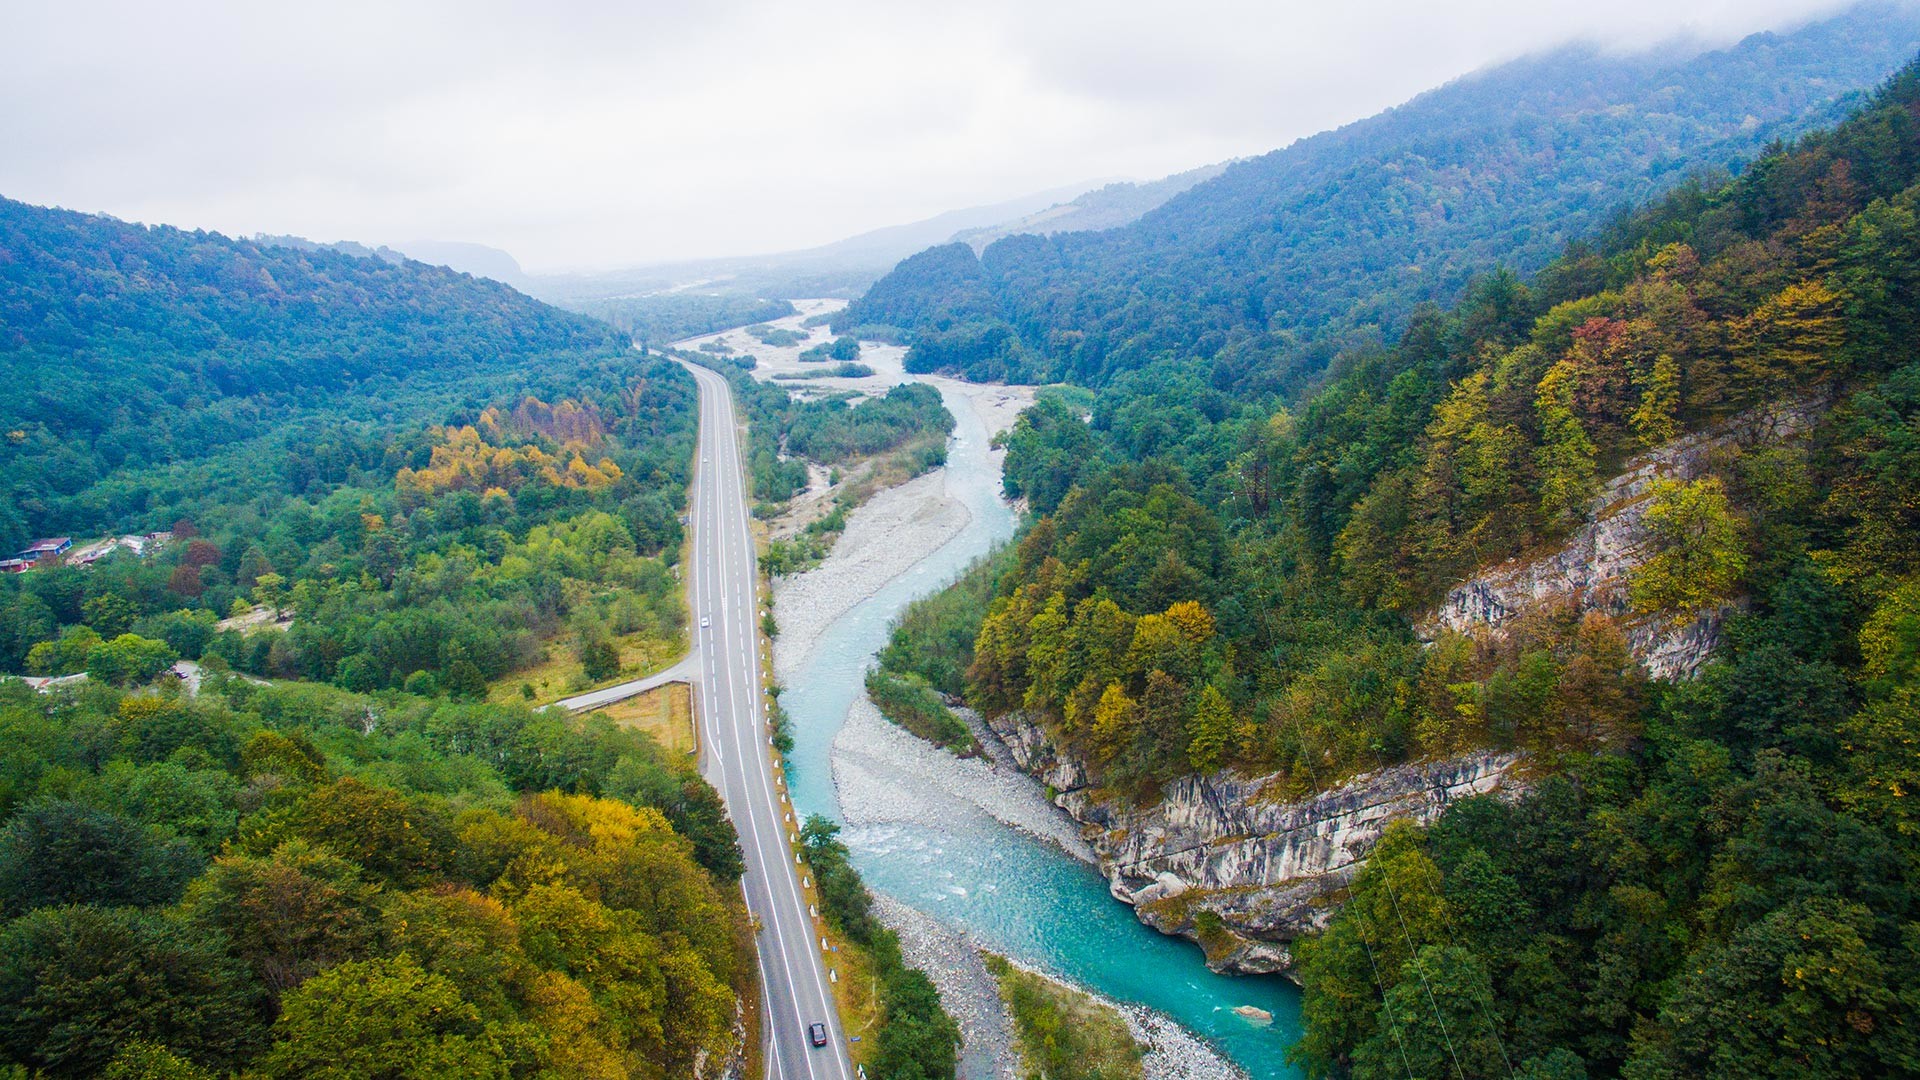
[397,398,623,501]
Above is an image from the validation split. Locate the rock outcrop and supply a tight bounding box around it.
[979,709,1520,979]
[1421,397,1823,679]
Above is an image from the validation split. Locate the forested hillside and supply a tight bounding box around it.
[840,4,1920,389]
[879,49,1920,1080]
[0,198,701,703]
[0,199,643,549]
[0,198,764,1076]
[0,678,748,1078]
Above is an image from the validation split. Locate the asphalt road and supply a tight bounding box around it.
[679,360,856,1080]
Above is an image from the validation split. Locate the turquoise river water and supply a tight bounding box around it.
[777,384,1304,1078]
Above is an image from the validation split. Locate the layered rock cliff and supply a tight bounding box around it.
[980,707,1520,979]
[1421,396,1822,678]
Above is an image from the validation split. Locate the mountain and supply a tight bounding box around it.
[876,30,1920,1080]
[252,234,527,287]
[521,171,1229,308]
[387,240,527,286]
[841,2,1920,388]
[0,194,763,1078]
[949,162,1230,251]
[0,198,635,547]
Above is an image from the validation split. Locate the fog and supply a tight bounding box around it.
[0,0,1867,271]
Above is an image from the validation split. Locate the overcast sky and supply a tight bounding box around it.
[0,0,1866,272]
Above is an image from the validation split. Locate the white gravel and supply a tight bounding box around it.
[771,467,969,684]
[832,694,1096,863]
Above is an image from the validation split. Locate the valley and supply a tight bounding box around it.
[6,5,1920,1079]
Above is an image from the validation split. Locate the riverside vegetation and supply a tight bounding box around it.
[873,35,1920,1080]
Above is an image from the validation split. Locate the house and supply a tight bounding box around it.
[16,537,72,563]
[0,558,29,574]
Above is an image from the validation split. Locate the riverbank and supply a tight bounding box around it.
[772,467,969,684]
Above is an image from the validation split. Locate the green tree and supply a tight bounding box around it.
[1627,899,1906,1078]
[1630,352,1681,445]
[1186,684,1235,773]
[179,840,382,995]
[1629,477,1747,612]
[257,954,507,1080]
[1536,359,1599,520]
[0,905,265,1075]
[1350,945,1509,1080]
[101,1042,215,1080]
[579,637,621,683]
[0,801,204,915]
[84,634,178,686]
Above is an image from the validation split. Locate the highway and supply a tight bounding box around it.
[678,360,856,1080]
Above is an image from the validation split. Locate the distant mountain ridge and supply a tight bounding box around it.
[520,170,1223,306]
[840,1,1920,388]
[253,233,527,287]
[950,162,1231,252]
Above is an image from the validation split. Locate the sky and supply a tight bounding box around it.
[0,0,1869,273]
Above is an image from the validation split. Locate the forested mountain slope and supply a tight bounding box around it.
[841,3,1920,388]
[0,198,630,549]
[881,48,1920,1080]
[0,197,766,1076]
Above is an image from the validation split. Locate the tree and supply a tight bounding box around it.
[0,905,265,1075]
[102,1042,216,1080]
[84,633,178,686]
[243,777,448,888]
[1735,280,1847,393]
[1629,477,1747,612]
[25,625,101,675]
[83,592,138,638]
[1630,352,1681,445]
[179,840,382,995]
[0,800,204,914]
[1628,899,1906,1078]
[871,967,961,1080]
[1536,359,1598,520]
[1350,945,1509,1080]
[0,592,54,670]
[1186,685,1236,773]
[256,955,507,1080]
[579,637,620,683]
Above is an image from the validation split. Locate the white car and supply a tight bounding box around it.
[700,616,710,628]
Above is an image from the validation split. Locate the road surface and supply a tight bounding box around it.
[680,360,855,1080]
[551,651,700,713]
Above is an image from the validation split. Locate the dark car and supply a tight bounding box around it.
[808,1022,828,1048]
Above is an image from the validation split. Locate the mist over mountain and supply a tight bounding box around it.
[844,2,1920,389]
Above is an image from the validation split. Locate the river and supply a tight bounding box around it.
[775,381,1305,1079]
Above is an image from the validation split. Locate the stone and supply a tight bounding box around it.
[1419,396,1824,680]
[978,708,1520,979]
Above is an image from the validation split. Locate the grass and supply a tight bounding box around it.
[816,920,883,1069]
[486,629,684,706]
[595,682,695,756]
[982,953,1144,1080]
[865,668,977,754]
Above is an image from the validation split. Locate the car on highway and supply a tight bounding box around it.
[808,1022,828,1048]
[700,615,710,628]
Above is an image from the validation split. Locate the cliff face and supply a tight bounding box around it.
[981,708,1520,978]
[1421,397,1822,678]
